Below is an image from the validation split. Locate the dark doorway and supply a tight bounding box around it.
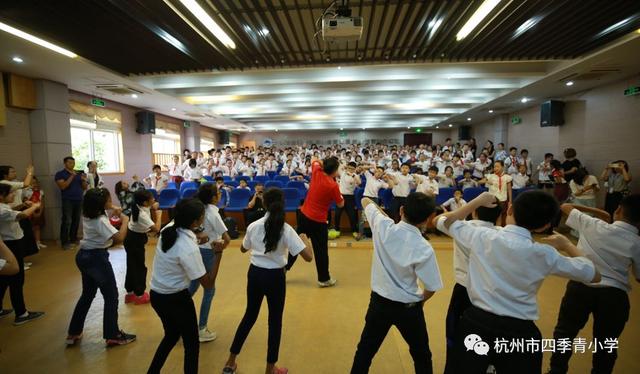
[404,133,433,146]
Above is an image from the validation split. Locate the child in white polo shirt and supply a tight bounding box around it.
[439,190,600,373]
[351,192,443,374]
[548,195,640,374]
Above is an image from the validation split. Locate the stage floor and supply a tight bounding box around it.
[1,234,638,373]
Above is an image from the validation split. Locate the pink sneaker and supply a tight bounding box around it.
[124,293,136,304]
[134,292,150,305]
[272,367,288,374]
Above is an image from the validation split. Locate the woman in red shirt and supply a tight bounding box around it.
[286,157,344,287]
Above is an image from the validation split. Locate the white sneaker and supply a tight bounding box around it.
[317,278,337,288]
[199,327,217,342]
[37,242,47,249]
[24,265,31,271]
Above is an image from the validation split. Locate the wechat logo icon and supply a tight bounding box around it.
[464,334,490,355]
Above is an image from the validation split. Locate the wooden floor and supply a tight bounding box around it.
[1,234,639,374]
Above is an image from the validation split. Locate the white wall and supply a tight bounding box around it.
[470,76,640,194]
[238,128,457,147]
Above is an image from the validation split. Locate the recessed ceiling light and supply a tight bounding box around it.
[171,107,176,111]
[0,21,77,58]
[456,0,502,41]
[467,117,472,121]
[435,125,440,129]
[178,0,236,49]
[488,109,494,113]
[449,124,453,127]
[521,97,529,103]
[340,128,343,130]
[407,126,411,129]
[131,94,138,99]
[565,81,574,86]
[362,127,366,130]
[12,56,23,63]
[275,128,278,132]
[337,66,341,70]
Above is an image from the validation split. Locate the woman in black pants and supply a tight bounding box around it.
[223,188,313,374]
[148,198,220,374]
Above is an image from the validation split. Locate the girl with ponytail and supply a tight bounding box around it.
[148,198,219,373]
[223,188,313,374]
[123,189,162,305]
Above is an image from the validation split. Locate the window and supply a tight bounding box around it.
[200,139,215,152]
[152,121,182,169]
[200,128,216,152]
[69,112,123,173]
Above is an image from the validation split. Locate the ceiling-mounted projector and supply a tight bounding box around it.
[322,16,363,43]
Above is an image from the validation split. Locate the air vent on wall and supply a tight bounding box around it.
[558,65,621,83]
[94,84,144,96]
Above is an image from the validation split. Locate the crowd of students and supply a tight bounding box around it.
[0,138,638,374]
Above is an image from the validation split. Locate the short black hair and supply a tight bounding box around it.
[521,149,529,154]
[620,194,640,224]
[512,190,559,230]
[428,166,439,173]
[0,165,11,180]
[544,153,554,159]
[323,156,340,175]
[197,183,219,205]
[509,147,517,151]
[215,176,224,182]
[0,183,11,197]
[189,159,197,168]
[63,156,75,163]
[152,164,161,171]
[476,205,502,224]
[494,160,504,167]
[403,192,436,225]
[401,162,411,168]
[348,161,357,168]
[83,188,110,219]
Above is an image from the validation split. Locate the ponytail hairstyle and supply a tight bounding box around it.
[83,188,110,219]
[161,198,205,252]
[262,188,285,253]
[132,189,153,222]
[197,182,219,205]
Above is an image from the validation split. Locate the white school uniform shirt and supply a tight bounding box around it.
[363,171,388,198]
[495,149,508,161]
[472,159,491,179]
[436,160,452,175]
[537,161,551,182]
[569,175,599,200]
[448,221,596,320]
[151,228,206,294]
[168,163,183,177]
[255,165,267,176]
[436,217,494,287]
[504,155,520,175]
[442,197,466,211]
[366,204,443,303]
[183,166,203,181]
[148,173,169,192]
[239,165,254,176]
[486,173,512,202]
[265,160,278,172]
[458,178,478,190]
[339,172,358,195]
[519,157,533,176]
[79,215,118,250]
[414,175,439,196]
[566,209,640,292]
[242,214,305,269]
[512,173,529,189]
[279,165,293,176]
[128,205,154,233]
[201,204,227,249]
[0,203,23,241]
[438,176,455,188]
[392,174,413,197]
[463,150,475,163]
[452,162,465,178]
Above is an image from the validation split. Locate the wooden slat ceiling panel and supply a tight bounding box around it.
[1,0,639,74]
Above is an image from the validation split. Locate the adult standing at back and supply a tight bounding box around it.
[286,156,344,287]
[561,148,582,184]
[55,157,88,250]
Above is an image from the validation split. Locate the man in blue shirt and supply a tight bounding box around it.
[55,157,88,250]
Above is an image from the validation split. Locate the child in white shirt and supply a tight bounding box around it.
[512,164,530,189]
[442,190,467,211]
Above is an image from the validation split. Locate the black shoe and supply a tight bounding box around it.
[0,309,14,319]
[13,311,45,325]
[106,330,137,346]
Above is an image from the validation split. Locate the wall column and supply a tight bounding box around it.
[184,121,201,151]
[29,80,71,241]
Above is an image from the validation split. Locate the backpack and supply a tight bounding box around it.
[223,217,239,239]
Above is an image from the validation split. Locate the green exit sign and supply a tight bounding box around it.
[511,115,522,125]
[91,98,105,107]
[624,86,640,96]
[415,128,422,133]
[339,131,347,137]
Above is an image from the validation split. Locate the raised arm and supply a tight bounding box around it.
[541,232,601,283]
[560,203,610,222]
[438,192,497,230]
[56,172,77,191]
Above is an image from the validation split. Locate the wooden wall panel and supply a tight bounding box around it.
[7,74,37,110]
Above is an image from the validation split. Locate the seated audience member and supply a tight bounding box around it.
[144,165,169,192]
[442,189,467,212]
[458,170,478,190]
[512,164,530,189]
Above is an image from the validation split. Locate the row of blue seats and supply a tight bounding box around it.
[150,184,537,214]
